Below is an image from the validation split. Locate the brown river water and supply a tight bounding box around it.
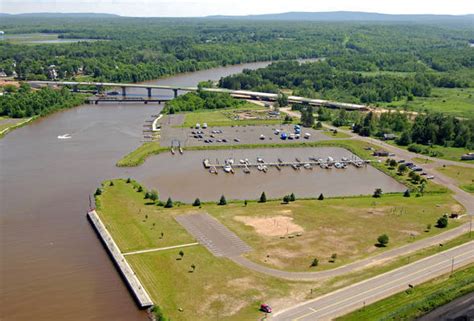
[0,60,404,321]
[0,62,271,321]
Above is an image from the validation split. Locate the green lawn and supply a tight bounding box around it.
[322,129,352,138]
[180,102,286,127]
[436,165,474,193]
[337,264,474,321]
[380,87,474,119]
[96,179,471,320]
[206,193,464,272]
[0,117,34,138]
[386,140,474,164]
[116,142,167,167]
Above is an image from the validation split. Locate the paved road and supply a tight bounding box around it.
[271,241,474,321]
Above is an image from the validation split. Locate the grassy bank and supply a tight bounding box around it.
[95,179,471,320]
[337,264,474,321]
[436,165,474,193]
[0,116,36,138]
[116,142,167,167]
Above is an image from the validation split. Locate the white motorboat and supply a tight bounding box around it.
[57,134,71,139]
[223,165,232,173]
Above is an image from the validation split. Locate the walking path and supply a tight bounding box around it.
[123,242,199,256]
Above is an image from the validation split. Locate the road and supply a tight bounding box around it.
[272,241,474,321]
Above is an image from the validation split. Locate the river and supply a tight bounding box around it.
[0,61,272,321]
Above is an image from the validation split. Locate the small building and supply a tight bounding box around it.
[383,133,397,140]
[461,152,474,161]
[373,150,390,157]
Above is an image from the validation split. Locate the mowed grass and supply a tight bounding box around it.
[381,87,474,119]
[322,129,352,138]
[127,246,296,321]
[95,179,194,252]
[116,142,168,167]
[337,264,474,321]
[206,194,464,272]
[181,102,284,127]
[437,165,474,193]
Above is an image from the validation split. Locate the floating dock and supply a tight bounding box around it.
[87,210,154,309]
[203,157,369,172]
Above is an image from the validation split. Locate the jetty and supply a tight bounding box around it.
[87,210,154,309]
[203,157,369,173]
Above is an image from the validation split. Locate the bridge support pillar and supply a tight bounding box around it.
[121,87,126,97]
[173,89,178,98]
[147,88,152,98]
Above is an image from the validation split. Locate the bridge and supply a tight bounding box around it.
[28,80,369,111]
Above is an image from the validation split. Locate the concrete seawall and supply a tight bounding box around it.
[87,210,154,309]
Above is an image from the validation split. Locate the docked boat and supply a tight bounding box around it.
[303,163,312,169]
[257,157,264,163]
[223,165,232,173]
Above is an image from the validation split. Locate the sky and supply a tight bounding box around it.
[1,0,473,17]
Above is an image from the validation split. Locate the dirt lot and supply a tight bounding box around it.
[234,215,304,237]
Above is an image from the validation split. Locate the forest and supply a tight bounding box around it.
[163,90,243,114]
[0,84,85,118]
[1,15,473,85]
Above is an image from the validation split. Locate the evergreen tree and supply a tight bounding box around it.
[164,197,173,208]
[218,195,227,206]
[259,192,267,203]
[192,198,201,207]
[318,193,324,200]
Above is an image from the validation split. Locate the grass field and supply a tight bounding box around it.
[436,165,474,193]
[337,264,474,321]
[412,157,434,164]
[386,140,474,164]
[206,194,464,272]
[0,117,35,138]
[180,102,288,127]
[380,87,474,119]
[95,179,471,320]
[116,142,167,167]
[322,129,352,138]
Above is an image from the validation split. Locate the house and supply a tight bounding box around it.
[461,153,474,161]
[383,133,397,140]
[373,150,390,157]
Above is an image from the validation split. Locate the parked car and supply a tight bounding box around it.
[260,304,272,313]
[398,159,405,163]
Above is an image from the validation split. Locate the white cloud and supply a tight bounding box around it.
[1,0,473,16]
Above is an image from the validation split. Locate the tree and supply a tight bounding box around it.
[126,178,131,183]
[244,200,248,207]
[311,258,319,267]
[190,264,196,272]
[282,195,290,204]
[192,198,201,206]
[289,193,296,202]
[218,195,227,206]
[164,197,173,208]
[277,92,288,107]
[318,193,324,200]
[179,250,184,259]
[403,189,411,197]
[149,190,158,202]
[137,185,143,192]
[259,192,267,203]
[315,121,323,129]
[330,253,338,263]
[389,159,397,168]
[377,234,389,247]
[144,192,150,199]
[436,215,448,228]
[94,188,102,196]
[109,181,114,186]
[373,188,383,198]
[397,131,412,146]
[398,163,408,175]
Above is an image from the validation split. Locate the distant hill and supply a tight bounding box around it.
[0,12,119,18]
[208,11,474,23]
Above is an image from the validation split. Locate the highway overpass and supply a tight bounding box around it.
[28,80,370,111]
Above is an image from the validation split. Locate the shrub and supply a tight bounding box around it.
[126,177,131,183]
[94,188,102,196]
[137,185,143,192]
[373,188,383,198]
[437,215,448,228]
[164,197,173,208]
[109,181,114,186]
[259,192,267,203]
[311,258,319,267]
[149,190,159,202]
[289,193,296,202]
[377,234,389,247]
[282,195,290,204]
[192,198,201,206]
[318,193,324,200]
[218,195,227,206]
[404,189,411,197]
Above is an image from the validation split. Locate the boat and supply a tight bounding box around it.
[262,165,268,173]
[257,157,264,163]
[260,134,265,140]
[303,163,312,169]
[223,165,232,173]
[239,159,246,164]
[243,166,250,174]
[57,133,71,139]
[225,158,234,165]
[304,133,311,139]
